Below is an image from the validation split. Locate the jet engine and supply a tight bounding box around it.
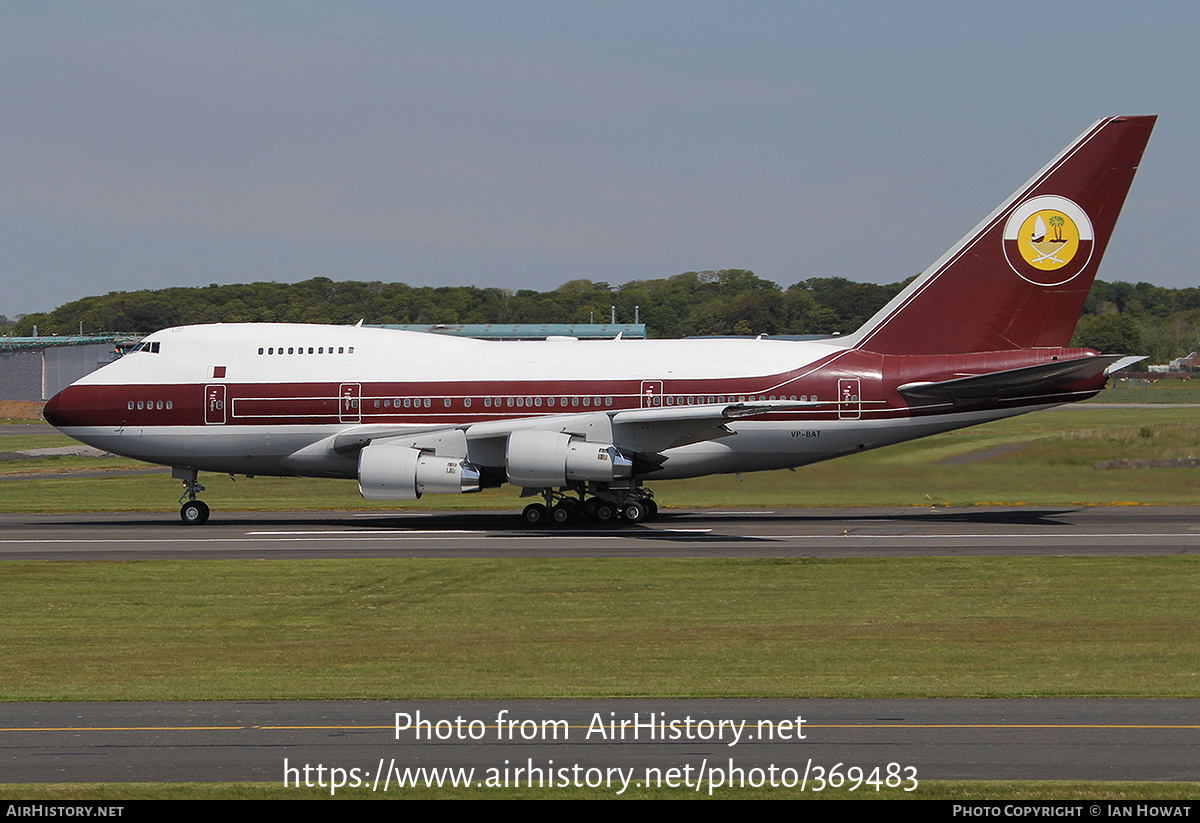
[358,442,482,500]
[505,429,633,487]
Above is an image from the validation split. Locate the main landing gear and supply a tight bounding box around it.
[175,467,209,525]
[521,484,658,527]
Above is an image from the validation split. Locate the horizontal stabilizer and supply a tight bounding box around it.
[898,354,1128,399]
[1104,355,1148,375]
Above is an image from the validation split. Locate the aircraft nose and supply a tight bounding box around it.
[43,386,83,428]
[43,390,65,427]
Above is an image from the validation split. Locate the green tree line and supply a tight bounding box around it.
[8,272,1200,364]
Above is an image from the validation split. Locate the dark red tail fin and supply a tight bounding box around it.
[846,116,1155,355]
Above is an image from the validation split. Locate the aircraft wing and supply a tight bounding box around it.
[325,398,818,460]
[897,354,1140,400]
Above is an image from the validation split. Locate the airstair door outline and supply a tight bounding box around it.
[340,383,361,423]
[640,380,664,408]
[204,384,226,425]
[838,378,861,420]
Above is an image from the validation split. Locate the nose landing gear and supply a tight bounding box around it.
[175,467,209,525]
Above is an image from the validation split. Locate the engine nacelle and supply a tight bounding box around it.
[358,442,482,500]
[505,429,633,487]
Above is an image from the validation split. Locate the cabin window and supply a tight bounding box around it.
[444,398,451,407]
[373,400,381,408]
[484,397,491,407]
[605,397,613,407]
[424,398,431,408]
[464,398,472,408]
[166,401,172,409]
[348,347,355,354]
[571,397,579,407]
[547,397,555,407]
[128,401,135,410]
[258,347,264,355]
[534,397,542,407]
[137,401,144,410]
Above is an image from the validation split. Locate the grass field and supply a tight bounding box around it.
[1091,378,1200,404]
[3,556,1196,701]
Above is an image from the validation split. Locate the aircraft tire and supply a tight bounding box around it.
[595,502,616,523]
[522,503,548,527]
[550,503,574,525]
[180,500,210,526]
[622,501,648,523]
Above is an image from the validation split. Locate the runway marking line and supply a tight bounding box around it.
[246,529,714,536]
[750,533,1200,540]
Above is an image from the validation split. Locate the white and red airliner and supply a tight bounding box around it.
[45,116,1156,525]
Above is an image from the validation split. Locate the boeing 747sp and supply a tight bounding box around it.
[44,116,1156,525]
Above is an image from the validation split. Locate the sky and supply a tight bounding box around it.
[1,1,1195,318]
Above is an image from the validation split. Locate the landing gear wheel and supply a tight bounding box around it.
[522,503,548,527]
[644,499,659,519]
[180,500,210,525]
[621,501,648,523]
[550,503,575,525]
[595,502,617,524]
[583,498,601,520]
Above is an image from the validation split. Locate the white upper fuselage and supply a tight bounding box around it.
[75,323,840,386]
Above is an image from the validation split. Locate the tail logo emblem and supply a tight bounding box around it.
[1002,195,1095,286]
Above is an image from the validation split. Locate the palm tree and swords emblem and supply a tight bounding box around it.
[1002,194,1095,286]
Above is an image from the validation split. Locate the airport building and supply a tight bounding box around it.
[1,335,140,402]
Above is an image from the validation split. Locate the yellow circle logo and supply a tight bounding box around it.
[1002,195,1094,286]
